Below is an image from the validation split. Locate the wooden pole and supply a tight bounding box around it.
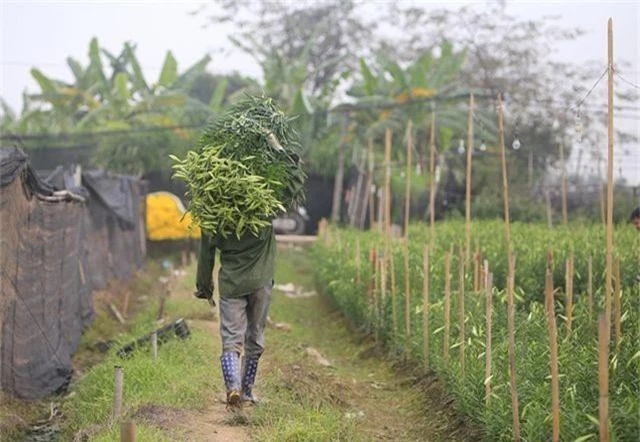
[473,242,480,292]
[605,17,615,328]
[465,93,474,262]
[614,256,622,348]
[560,142,568,225]
[598,313,610,442]
[404,120,413,237]
[364,139,375,229]
[422,244,430,371]
[374,252,381,342]
[428,111,437,245]
[350,150,366,227]
[151,331,158,361]
[458,248,466,378]
[528,150,534,187]
[121,290,131,319]
[545,189,553,229]
[588,255,594,321]
[497,95,512,256]
[506,254,521,441]
[389,245,397,339]
[113,366,124,422]
[403,239,411,358]
[331,111,349,223]
[565,255,574,335]
[384,128,393,238]
[485,271,493,406]
[120,421,136,442]
[371,248,379,335]
[545,270,560,442]
[444,250,451,363]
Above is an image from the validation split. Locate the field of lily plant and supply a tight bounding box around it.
[312,220,639,441]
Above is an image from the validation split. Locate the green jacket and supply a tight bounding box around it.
[196,226,276,298]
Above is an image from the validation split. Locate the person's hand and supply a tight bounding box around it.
[194,287,216,307]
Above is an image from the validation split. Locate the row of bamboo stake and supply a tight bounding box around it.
[328,227,626,442]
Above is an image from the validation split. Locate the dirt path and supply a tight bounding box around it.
[169,319,250,442]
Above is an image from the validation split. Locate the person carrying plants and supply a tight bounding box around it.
[195,224,275,409]
[172,95,306,410]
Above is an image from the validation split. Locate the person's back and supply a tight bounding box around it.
[196,225,276,409]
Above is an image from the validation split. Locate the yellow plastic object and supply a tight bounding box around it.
[146,191,201,240]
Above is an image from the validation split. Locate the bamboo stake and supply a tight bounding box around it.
[605,17,615,330]
[404,120,413,237]
[497,95,512,256]
[444,250,451,363]
[151,331,158,361]
[506,254,521,441]
[560,142,568,225]
[403,239,411,358]
[375,252,382,342]
[113,366,124,422]
[588,255,594,321]
[423,244,430,371]
[371,248,379,335]
[545,270,560,442]
[120,421,136,442]
[355,239,361,285]
[365,139,375,229]
[545,189,553,229]
[389,245,397,339]
[331,111,348,223]
[384,128,392,238]
[485,271,493,406]
[465,93,474,261]
[565,255,574,335]
[598,313,610,442]
[473,242,480,292]
[349,150,366,227]
[427,111,437,246]
[614,256,622,348]
[458,248,466,378]
[600,182,606,226]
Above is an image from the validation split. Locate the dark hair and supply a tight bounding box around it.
[630,207,640,221]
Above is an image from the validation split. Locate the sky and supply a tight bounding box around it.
[1,0,639,184]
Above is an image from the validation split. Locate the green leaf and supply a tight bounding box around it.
[174,54,212,89]
[359,58,377,96]
[158,51,178,88]
[30,69,57,94]
[124,42,149,94]
[209,77,228,113]
[88,37,109,93]
[113,72,129,101]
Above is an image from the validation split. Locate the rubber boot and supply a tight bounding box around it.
[241,356,260,405]
[221,351,241,409]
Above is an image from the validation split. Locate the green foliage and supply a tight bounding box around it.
[61,327,217,438]
[171,95,306,237]
[312,221,639,441]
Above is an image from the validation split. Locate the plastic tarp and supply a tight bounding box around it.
[0,147,146,399]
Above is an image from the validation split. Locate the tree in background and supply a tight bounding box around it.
[1,38,213,175]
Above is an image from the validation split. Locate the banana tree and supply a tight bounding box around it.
[346,43,498,223]
[4,38,216,175]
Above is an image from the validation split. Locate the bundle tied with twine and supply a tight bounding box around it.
[170,95,306,238]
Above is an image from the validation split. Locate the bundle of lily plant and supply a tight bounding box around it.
[170,95,306,238]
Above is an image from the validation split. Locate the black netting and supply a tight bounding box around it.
[0,147,146,399]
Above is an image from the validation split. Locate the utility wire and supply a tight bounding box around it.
[615,72,640,91]
[0,123,207,142]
